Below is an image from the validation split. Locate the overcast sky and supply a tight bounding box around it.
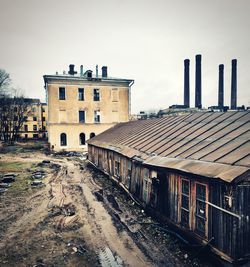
[0,0,249,113]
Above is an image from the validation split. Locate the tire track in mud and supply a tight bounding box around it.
[67,164,153,267]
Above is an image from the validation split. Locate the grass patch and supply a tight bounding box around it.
[0,141,48,154]
[0,161,36,173]
[0,161,37,195]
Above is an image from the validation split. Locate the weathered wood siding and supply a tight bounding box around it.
[88,144,250,261]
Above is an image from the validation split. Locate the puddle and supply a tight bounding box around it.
[98,247,123,267]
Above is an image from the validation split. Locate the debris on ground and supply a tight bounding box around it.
[31,180,45,187]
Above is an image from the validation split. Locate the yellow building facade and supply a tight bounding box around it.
[20,100,48,139]
[43,65,134,151]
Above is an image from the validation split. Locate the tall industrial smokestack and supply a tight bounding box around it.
[80,65,83,76]
[231,59,237,109]
[195,54,202,109]
[102,66,107,78]
[184,59,190,108]
[218,64,224,108]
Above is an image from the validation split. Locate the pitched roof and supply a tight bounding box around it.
[88,111,250,182]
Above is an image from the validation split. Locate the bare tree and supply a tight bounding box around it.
[0,69,11,95]
[0,69,31,144]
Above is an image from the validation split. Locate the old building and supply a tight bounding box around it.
[87,111,250,263]
[20,100,47,139]
[43,65,134,151]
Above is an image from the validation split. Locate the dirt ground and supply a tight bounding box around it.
[0,142,217,267]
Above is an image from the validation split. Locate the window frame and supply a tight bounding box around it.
[79,110,85,123]
[94,110,100,123]
[59,87,66,100]
[93,88,100,101]
[78,88,84,101]
[60,133,67,147]
[79,132,86,146]
[194,182,209,238]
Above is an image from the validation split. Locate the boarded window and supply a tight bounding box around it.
[60,133,67,146]
[78,88,84,101]
[59,110,67,123]
[79,133,85,145]
[59,87,66,100]
[181,179,190,228]
[111,88,119,102]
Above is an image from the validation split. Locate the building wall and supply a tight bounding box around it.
[46,79,130,151]
[19,102,47,139]
[88,144,250,262]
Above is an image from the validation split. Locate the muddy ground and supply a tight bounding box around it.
[0,142,217,267]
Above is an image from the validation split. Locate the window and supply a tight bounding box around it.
[93,89,100,101]
[14,116,18,121]
[79,133,86,145]
[143,169,150,202]
[42,126,46,131]
[78,88,84,101]
[195,183,207,237]
[24,125,28,131]
[33,134,38,139]
[33,125,37,131]
[60,133,67,146]
[180,179,190,228]
[90,132,95,139]
[14,107,18,112]
[42,117,46,121]
[94,110,100,123]
[32,107,36,112]
[59,87,66,100]
[42,107,46,112]
[33,117,37,121]
[114,161,120,177]
[79,110,85,123]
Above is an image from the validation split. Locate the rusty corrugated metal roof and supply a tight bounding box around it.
[88,111,250,182]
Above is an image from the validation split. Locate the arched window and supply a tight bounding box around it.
[79,133,86,145]
[90,132,95,139]
[60,133,67,146]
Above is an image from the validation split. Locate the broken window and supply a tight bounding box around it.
[60,133,67,146]
[94,110,100,123]
[180,179,190,228]
[59,87,66,100]
[195,183,207,236]
[93,89,100,101]
[79,133,86,145]
[78,88,84,101]
[79,110,85,123]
